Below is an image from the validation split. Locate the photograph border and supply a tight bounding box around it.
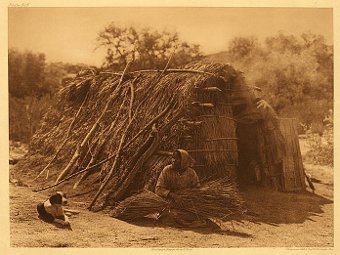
[1,1,338,254]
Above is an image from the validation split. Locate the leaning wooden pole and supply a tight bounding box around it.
[73,92,129,189]
[35,89,90,180]
[87,110,138,210]
[100,69,228,83]
[128,77,136,122]
[108,125,160,202]
[124,95,175,149]
[55,61,132,184]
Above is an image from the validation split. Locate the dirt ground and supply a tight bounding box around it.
[9,139,334,248]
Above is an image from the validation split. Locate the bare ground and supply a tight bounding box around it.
[9,140,334,248]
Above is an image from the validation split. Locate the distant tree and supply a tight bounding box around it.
[96,23,203,70]
[9,49,49,141]
[44,62,88,87]
[227,36,260,59]
[44,62,68,92]
[8,49,88,142]
[265,33,302,54]
[8,49,50,98]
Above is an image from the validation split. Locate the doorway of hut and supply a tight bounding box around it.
[236,121,265,190]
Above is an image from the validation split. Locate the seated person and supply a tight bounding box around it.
[155,149,210,228]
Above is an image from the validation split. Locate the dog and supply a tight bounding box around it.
[37,191,71,228]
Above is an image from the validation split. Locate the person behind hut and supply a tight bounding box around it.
[155,149,209,227]
[236,87,286,191]
[256,97,286,191]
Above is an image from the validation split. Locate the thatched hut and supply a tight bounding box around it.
[18,62,304,210]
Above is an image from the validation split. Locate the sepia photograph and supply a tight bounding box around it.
[4,2,336,251]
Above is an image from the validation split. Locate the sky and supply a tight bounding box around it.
[8,7,333,67]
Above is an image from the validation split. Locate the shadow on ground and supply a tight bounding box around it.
[122,217,253,237]
[241,185,333,226]
[109,184,333,235]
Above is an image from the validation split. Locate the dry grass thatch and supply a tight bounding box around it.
[28,61,249,209]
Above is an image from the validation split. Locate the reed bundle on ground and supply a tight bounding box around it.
[175,179,246,221]
[111,179,245,222]
[110,191,168,221]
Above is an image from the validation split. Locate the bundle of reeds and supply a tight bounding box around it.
[112,179,245,222]
[111,190,169,220]
[175,179,245,221]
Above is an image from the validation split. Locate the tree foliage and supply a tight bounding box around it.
[8,49,50,98]
[227,36,261,59]
[8,49,88,142]
[96,23,203,70]
[304,109,333,166]
[225,32,333,129]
